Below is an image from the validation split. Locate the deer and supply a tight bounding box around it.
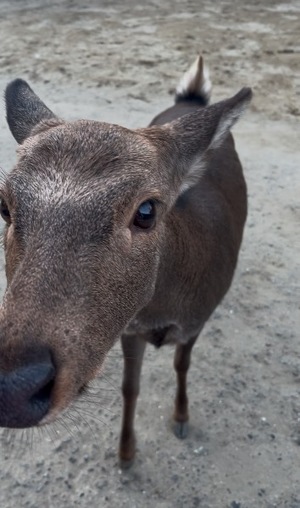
[0,55,251,467]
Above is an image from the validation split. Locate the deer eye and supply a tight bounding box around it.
[0,199,11,224]
[133,200,156,230]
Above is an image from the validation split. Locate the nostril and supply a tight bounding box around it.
[0,349,56,428]
[30,377,55,407]
[24,361,56,397]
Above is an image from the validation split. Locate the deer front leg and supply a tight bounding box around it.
[173,335,198,439]
[119,333,146,468]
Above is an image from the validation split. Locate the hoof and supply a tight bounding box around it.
[119,432,136,468]
[119,457,135,470]
[173,420,189,439]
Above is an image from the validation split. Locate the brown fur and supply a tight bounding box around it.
[0,62,251,464]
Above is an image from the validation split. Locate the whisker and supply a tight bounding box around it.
[54,416,76,439]
[63,412,82,433]
[69,405,109,428]
[84,385,116,392]
[0,166,8,187]
[77,397,117,414]
[100,373,119,392]
[68,407,95,433]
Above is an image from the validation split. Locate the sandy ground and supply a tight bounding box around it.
[0,1,299,507]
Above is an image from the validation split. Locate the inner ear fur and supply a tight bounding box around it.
[138,87,252,192]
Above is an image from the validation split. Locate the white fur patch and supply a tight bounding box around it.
[178,157,206,194]
[176,56,212,102]
[209,99,251,149]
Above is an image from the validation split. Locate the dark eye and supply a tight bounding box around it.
[133,200,156,230]
[0,199,11,224]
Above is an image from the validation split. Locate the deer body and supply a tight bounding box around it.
[0,56,251,466]
[120,92,247,462]
[127,130,247,344]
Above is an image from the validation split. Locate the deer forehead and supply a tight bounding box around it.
[10,120,165,208]
[18,120,158,170]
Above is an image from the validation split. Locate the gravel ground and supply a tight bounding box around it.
[0,1,299,507]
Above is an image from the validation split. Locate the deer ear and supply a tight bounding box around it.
[143,87,252,194]
[5,79,57,144]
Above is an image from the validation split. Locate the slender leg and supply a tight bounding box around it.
[173,335,198,439]
[119,333,146,467]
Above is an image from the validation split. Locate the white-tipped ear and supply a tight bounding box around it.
[176,55,212,105]
[172,87,252,193]
[141,87,252,195]
[180,88,252,192]
[209,88,252,150]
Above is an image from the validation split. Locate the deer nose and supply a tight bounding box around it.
[0,350,55,428]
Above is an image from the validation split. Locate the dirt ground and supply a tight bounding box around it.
[0,1,299,507]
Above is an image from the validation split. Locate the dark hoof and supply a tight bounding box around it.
[173,420,189,439]
[119,457,135,470]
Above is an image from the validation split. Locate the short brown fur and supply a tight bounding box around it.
[0,57,251,465]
